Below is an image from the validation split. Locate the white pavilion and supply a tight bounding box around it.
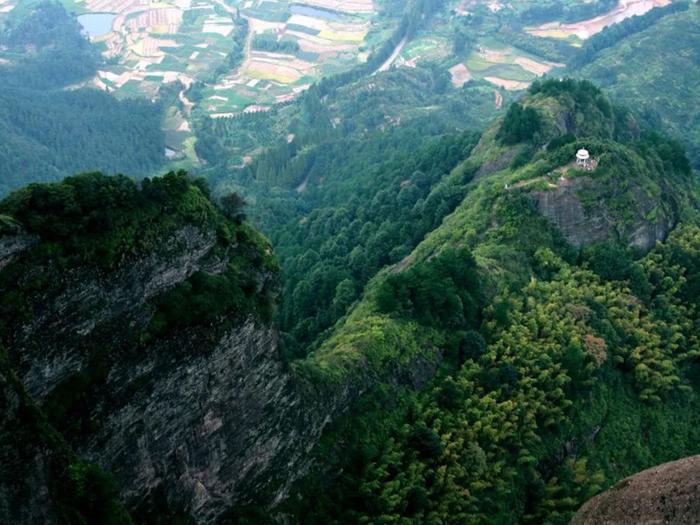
[576,149,591,168]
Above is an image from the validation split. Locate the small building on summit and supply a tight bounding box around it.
[576,148,591,168]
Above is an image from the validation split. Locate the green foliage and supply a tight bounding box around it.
[0,1,99,89]
[60,462,133,525]
[496,29,575,63]
[0,171,216,268]
[220,192,247,224]
[519,0,617,24]
[288,229,700,524]
[0,2,164,196]
[212,16,248,81]
[496,103,542,145]
[149,255,275,336]
[547,133,576,151]
[195,66,497,178]
[252,32,300,53]
[529,78,608,112]
[377,247,482,329]
[636,131,692,177]
[276,78,700,523]
[266,130,480,359]
[0,88,165,197]
[582,241,651,300]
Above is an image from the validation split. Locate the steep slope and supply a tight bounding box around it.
[3,80,699,524]
[0,350,132,525]
[264,80,700,523]
[0,170,451,524]
[0,172,283,522]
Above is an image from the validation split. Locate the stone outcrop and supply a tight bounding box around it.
[571,455,700,525]
[9,224,223,400]
[532,176,675,251]
[1,222,440,523]
[0,230,37,270]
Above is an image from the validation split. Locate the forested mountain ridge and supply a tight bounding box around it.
[256,80,700,523]
[0,170,452,524]
[1,0,699,521]
[1,74,699,524]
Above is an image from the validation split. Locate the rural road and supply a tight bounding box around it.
[375,35,407,74]
[212,0,257,73]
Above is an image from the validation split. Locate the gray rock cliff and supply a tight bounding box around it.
[1,222,439,523]
[532,176,675,250]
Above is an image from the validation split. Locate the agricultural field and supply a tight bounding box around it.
[462,39,564,90]
[45,0,386,162]
[526,0,671,43]
[0,0,678,166]
[393,1,568,94]
[389,0,674,96]
[184,0,681,166]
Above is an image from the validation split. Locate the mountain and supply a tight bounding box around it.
[1,80,700,525]
[259,80,700,523]
[0,172,280,522]
[575,2,700,168]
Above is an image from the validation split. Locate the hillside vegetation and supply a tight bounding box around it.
[251,80,700,524]
[576,3,700,167]
[0,2,165,197]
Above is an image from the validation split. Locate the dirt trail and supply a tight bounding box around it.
[494,90,503,109]
[179,89,194,115]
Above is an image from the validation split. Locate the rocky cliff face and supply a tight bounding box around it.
[0,211,440,523]
[0,362,57,525]
[8,224,223,400]
[532,176,675,250]
[0,219,37,270]
[571,455,700,525]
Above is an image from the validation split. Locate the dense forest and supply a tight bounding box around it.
[287,226,700,524]
[1,0,700,522]
[0,2,165,196]
[270,129,481,358]
[256,80,700,525]
[520,0,618,24]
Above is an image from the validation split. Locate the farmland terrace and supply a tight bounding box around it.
[52,0,384,161]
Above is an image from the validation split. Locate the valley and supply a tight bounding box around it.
[1,1,700,524]
[0,0,674,168]
[57,0,388,162]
